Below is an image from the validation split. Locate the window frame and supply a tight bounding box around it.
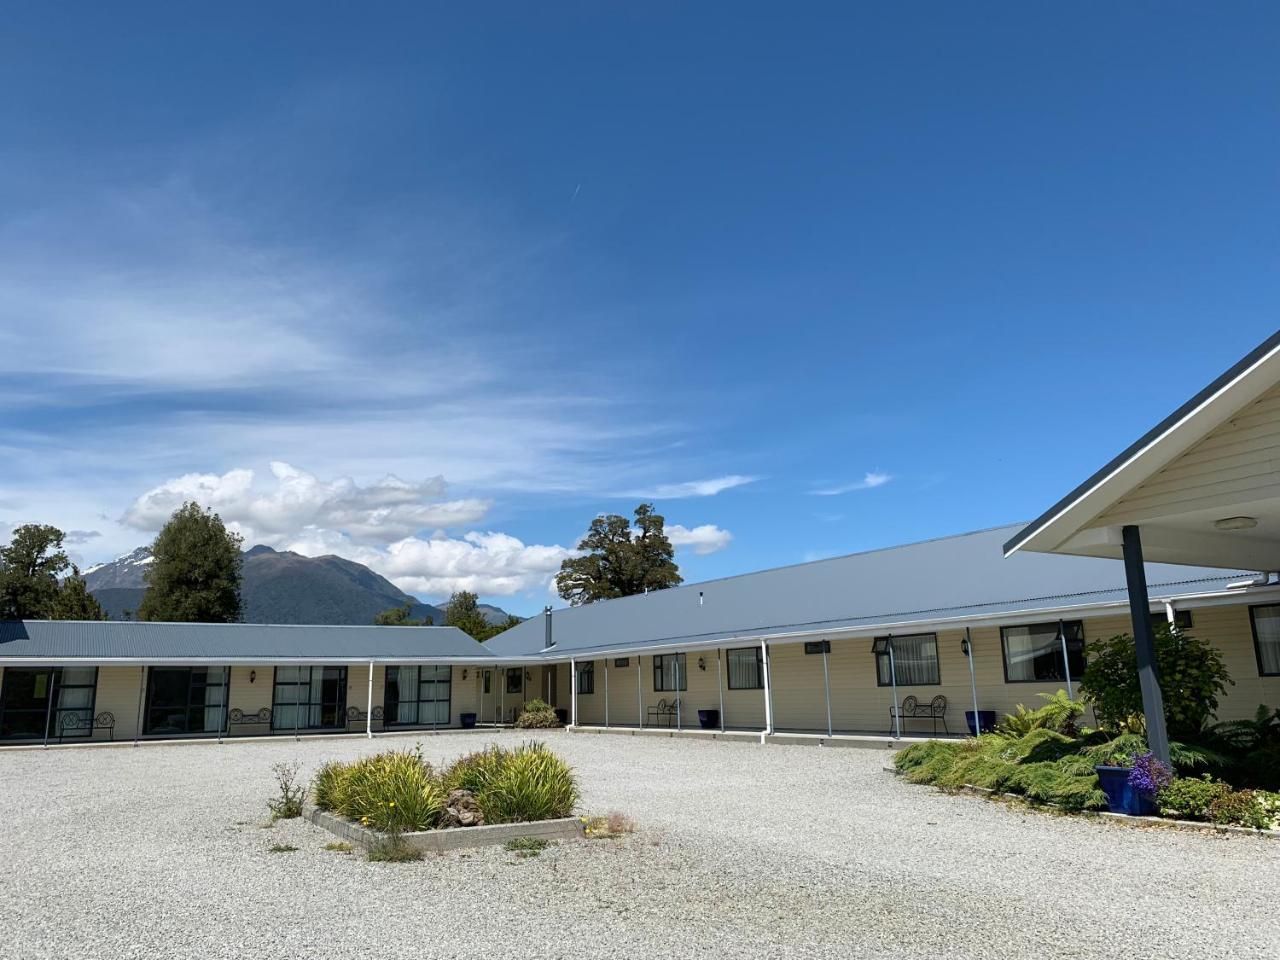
[803,640,831,655]
[577,662,595,695]
[653,653,687,692]
[144,666,228,736]
[384,665,452,727]
[873,633,941,687]
[726,646,764,690]
[613,658,630,668]
[505,667,524,695]
[1248,603,1280,677]
[999,620,1086,684]
[271,665,347,731]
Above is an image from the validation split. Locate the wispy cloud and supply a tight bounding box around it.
[624,475,757,499]
[666,523,733,555]
[810,471,894,496]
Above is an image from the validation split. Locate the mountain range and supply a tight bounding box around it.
[83,545,518,626]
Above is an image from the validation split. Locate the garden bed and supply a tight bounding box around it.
[305,805,584,852]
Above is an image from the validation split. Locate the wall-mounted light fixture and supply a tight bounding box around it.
[462,669,468,681]
[960,637,971,657]
[249,670,256,684]
[698,656,706,671]
[525,670,532,682]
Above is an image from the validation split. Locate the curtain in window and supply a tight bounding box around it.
[876,634,939,685]
[56,667,98,735]
[1253,606,1280,674]
[654,654,686,691]
[727,648,762,689]
[272,666,303,730]
[578,662,594,694]
[1002,622,1084,682]
[202,668,227,732]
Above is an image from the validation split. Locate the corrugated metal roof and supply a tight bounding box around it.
[0,621,496,662]
[485,524,1250,657]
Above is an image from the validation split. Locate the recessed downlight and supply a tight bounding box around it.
[1213,516,1258,531]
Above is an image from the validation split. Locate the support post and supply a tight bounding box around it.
[366,661,374,739]
[889,638,901,740]
[604,658,610,728]
[500,665,506,726]
[821,641,832,737]
[637,656,643,730]
[716,648,725,733]
[42,668,56,748]
[134,666,146,746]
[675,654,682,732]
[1058,619,1074,699]
[570,659,578,728]
[219,666,230,744]
[1122,525,1171,766]
[964,627,980,737]
[761,639,773,742]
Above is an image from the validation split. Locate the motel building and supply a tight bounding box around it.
[3,331,1280,748]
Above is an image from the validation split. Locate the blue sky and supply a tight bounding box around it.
[1,3,1277,614]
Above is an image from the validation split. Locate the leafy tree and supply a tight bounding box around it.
[0,525,108,620]
[137,502,244,623]
[555,503,682,605]
[373,602,432,626]
[443,590,492,640]
[1081,622,1233,739]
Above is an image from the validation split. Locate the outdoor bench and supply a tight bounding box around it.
[226,707,272,734]
[646,698,680,727]
[889,695,949,735]
[57,711,115,742]
[346,705,384,728]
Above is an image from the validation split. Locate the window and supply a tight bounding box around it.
[577,662,595,694]
[506,667,524,695]
[1249,605,1280,676]
[145,667,227,735]
[613,658,630,668]
[0,667,98,740]
[1000,621,1085,683]
[483,669,491,695]
[653,653,686,692]
[1169,609,1194,630]
[727,647,764,689]
[385,665,451,726]
[804,640,831,655]
[272,666,347,730]
[874,634,940,686]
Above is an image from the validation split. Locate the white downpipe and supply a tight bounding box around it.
[366,660,374,739]
[716,648,725,733]
[637,656,643,730]
[965,627,981,737]
[761,639,773,744]
[1058,619,1073,700]
[675,654,682,732]
[821,642,832,737]
[570,659,578,728]
[604,658,609,728]
[1164,601,1177,624]
[481,669,488,726]
[500,665,505,726]
[889,640,901,740]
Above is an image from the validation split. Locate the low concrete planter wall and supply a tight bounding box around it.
[305,807,584,853]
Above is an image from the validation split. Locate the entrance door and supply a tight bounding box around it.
[143,667,227,736]
[0,668,99,740]
[272,666,347,731]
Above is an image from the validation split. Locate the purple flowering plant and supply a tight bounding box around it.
[1127,752,1174,797]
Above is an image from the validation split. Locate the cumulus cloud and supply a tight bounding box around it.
[64,529,102,544]
[625,475,757,499]
[665,523,733,555]
[122,462,491,544]
[811,471,893,496]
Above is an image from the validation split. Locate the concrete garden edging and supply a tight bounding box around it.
[305,807,585,853]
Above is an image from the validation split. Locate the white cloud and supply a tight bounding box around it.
[122,462,490,544]
[811,472,894,496]
[374,532,575,597]
[625,475,757,499]
[64,529,101,544]
[666,523,733,555]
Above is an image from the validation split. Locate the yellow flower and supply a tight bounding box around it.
[389,801,396,807]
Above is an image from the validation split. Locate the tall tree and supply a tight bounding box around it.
[555,503,682,605]
[443,590,493,641]
[0,525,107,620]
[373,602,432,626]
[137,502,244,623]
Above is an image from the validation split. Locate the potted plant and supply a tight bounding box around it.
[1095,750,1171,816]
[459,712,477,729]
[697,709,720,730]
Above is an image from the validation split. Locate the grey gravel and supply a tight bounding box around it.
[1,731,1276,959]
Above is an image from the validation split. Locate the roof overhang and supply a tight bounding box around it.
[1005,329,1280,567]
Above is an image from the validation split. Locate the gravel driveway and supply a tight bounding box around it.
[0,730,1275,959]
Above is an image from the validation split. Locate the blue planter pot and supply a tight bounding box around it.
[698,709,720,730]
[459,712,477,730]
[965,710,997,735]
[1095,765,1156,816]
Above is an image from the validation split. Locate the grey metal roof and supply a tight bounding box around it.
[485,524,1249,658]
[0,621,496,663]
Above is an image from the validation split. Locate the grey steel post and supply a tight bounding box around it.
[219,667,231,744]
[964,627,980,736]
[716,648,725,733]
[134,666,146,746]
[889,638,901,739]
[675,654,682,731]
[604,658,610,728]
[1058,619,1074,699]
[822,641,833,737]
[1122,525,1170,766]
[42,669,56,748]
[637,656,643,730]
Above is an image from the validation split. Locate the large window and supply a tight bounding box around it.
[145,667,227,735]
[1250,605,1280,676]
[385,665,451,726]
[0,667,98,740]
[874,634,940,686]
[577,662,595,695]
[272,666,347,730]
[506,667,524,695]
[1001,621,1086,683]
[653,653,686,692]
[727,647,763,689]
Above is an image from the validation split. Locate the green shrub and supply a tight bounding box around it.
[311,760,350,812]
[479,742,579,823]
[440,746,512,795]
[367,834,424,862]
[1007,760,1107,812]
[997,691,1086,738]
[267,761,306,820]
[338,749,445,832]
[1206,789,1272,830]
[1157,776,1231,821]
[514,698,562,729]
[1081,623,1232,738]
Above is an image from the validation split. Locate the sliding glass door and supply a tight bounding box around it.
[144,667,227,736]
[0,667,98,740]
[272,666,347,731]
[384,665,452,727]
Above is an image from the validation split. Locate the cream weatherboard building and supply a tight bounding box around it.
[4,331,1280,748]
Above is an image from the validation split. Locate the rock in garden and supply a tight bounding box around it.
[443,790,484,827]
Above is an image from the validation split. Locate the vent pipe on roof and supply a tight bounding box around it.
[544,606,554,647]
[699,591,703,607]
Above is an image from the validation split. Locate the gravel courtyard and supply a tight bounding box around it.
[1,730,1275,960]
